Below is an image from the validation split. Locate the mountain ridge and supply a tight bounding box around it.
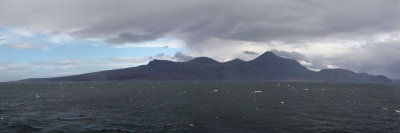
[20,51,392,83]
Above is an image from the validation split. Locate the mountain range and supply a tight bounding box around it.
[21,51,392,83]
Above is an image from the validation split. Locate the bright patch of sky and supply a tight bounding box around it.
[0,28,185,62]
[0,27,187,81]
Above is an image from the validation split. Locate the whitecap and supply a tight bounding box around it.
[210,90,219,92]
[251,91,262,94]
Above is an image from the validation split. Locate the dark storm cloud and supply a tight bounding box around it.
[243,51,259,55]
[1,0,398,44]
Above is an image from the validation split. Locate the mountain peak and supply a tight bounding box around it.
[251,51,282,62]
[225,58,246,64]
[259,51,278,57]
[147,59,173,66]
[148,59,171,63]
[188,57,219,64]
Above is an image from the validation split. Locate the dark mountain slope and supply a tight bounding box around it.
[21,51,392,83]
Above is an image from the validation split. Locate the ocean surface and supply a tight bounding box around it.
[0,81,400,133]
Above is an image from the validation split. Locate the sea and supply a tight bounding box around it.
[0,81,400,133]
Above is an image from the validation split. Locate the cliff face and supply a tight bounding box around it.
[22,51,392,83]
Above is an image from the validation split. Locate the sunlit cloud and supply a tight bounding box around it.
[10,29,34,38]
[48,33,74,44]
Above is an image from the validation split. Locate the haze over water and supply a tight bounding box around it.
[1,81,399,133]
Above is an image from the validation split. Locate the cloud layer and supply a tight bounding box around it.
[1,0,398,43]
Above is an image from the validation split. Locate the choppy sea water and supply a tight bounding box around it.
[0,81,400,133]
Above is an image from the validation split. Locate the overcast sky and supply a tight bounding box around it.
[0,0,399,81]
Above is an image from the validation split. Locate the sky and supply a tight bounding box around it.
[0,0,399,81]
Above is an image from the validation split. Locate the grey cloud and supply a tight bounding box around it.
[291,40,400,80]
[32,60,82,66]
[148,53,173,61]
[147,52,194,62]
[270,49,310,62]
[0,66,6,70]
[0,42,47,50]
[174,52,194,62]
[326,41,400,79]
[106,32,163,44]
[243,51,258,55]
[106,27,172,44]
[155,53,165,58]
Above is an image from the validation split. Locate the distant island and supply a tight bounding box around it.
[21,51,392,83]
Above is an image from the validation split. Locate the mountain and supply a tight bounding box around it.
[21,51,392,83]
